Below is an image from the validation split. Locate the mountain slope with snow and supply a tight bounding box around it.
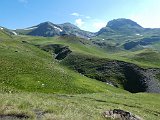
[16,22,95,38]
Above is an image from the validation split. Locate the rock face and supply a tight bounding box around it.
[62,54,160,93]
[103,109,142,120]
[54,46,72,60]
[124,36,160,50]
[40,44,72,60]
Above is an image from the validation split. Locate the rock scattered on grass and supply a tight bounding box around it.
[0,114,29,120]
[103,109,142,120]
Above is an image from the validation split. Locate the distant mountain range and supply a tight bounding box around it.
[15,22,94,39]
[13,18,160,38]
[1,18,160,51]
[1,18,159,39]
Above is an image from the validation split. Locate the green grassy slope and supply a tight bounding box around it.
[107,49,160,68]
[0,92,160,120]
[0,29,12,39]
[1,34,158,93]
[20,35,160,68]
[0,34,124,94]
[0,33,160,120]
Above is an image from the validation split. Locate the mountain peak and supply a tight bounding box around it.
[97,18,144,36]
[107,18,142,29]
[62,22,73,25]
[42,21,53,24]
[60,22,80,29]
[38,21,54,26]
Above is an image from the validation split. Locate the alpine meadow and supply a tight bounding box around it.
[0,0,160,120]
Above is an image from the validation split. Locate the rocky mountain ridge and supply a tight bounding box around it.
[16,21,95,39]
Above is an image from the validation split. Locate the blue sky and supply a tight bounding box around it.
[0,0,160,32]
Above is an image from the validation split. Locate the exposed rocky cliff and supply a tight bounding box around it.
[62,53,160,93]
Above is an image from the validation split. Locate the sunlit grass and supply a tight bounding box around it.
[0,33,160,120]
[0,92,160,120]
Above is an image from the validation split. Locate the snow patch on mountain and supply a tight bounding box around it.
[53,26,63,32]
[12,31,18,35]
[24,27,38,30]
[136,33,143,36]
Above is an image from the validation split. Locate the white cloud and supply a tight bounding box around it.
[130,14,160,28]
[86,16,91,19]
[74,19,107,32]
[18,0,28,3]
[93,22,107,30]
[71,13,91,19]
[129,5,160,28]
[71,13,80,17]
[75,19,84,27]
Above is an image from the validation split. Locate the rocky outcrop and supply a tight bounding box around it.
[103,109,142,120]
[40,44,72,60]
[119,63,160,93]
[124,36,160,50]
[62,54,160,93]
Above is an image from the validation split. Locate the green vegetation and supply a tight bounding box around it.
[0,34,119,94]
[0,92,160,120]
[0,29,12,39]
[0,31,160,119]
